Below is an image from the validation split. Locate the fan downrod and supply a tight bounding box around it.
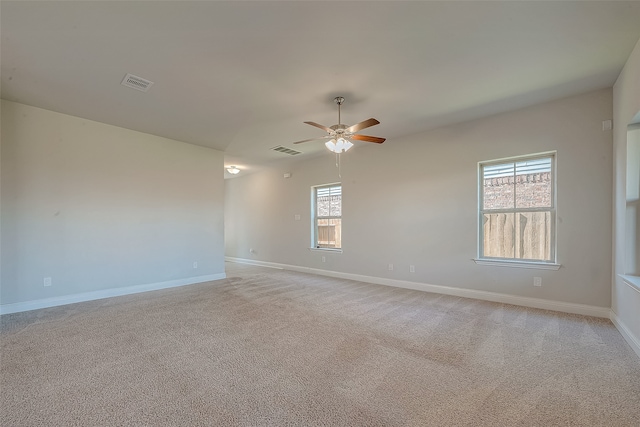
[334,97,345,124]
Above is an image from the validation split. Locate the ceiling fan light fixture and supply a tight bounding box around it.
[340,138,354,152]
[325,139,337,152]
[226,166,240,174]
[325,137,354,154]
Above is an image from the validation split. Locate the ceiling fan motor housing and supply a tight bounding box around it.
[330,124,350,138]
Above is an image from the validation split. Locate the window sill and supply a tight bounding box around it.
[309,247,343,253]
[473,258,561,270]
[619,274,640,294]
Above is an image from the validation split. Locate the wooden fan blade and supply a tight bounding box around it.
[351,134,386,144]
[304,121,333,133]
[292,136,331,144]
[346,118,380,133]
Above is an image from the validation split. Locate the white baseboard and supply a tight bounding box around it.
[610,311,640,359]
[0,273,227,315]
[225,257,610,318]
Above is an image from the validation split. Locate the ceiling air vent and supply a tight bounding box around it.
[272,146,302,156]
[121,73,154,92]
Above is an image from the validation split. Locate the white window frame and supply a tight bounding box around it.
[474,152,560,270]
[311,183,343,252]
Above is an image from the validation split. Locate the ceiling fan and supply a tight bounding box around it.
[293,97,385,153]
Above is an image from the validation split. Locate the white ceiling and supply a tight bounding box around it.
[2,1,640,178]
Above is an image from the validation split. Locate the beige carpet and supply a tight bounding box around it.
[2,262,640,426]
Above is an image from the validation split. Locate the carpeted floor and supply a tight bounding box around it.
[2,262,640,426]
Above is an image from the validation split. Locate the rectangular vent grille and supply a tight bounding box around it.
[272,146,302,156]
[121,73,154,92]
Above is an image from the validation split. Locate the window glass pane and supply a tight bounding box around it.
[317,218,341,248]
[483,213,515,258]
[317,197,330,216]
[483,162,514,210]
[514,211,551,261]
[316,185,342,217]
[515,158,552,209]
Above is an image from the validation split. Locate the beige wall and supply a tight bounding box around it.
[612,38,640,350]
[226,88,613,308]
[1,100,225,306]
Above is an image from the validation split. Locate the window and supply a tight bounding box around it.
[313,184,342,249]
[479,153,556,265]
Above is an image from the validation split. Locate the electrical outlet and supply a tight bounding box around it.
[410,265,415,273]
[294,214,301,221]
[193,262,198,269]
[44,277,52,287]
[388,263,394,271]
[250,248,255,254]
[533,277,542,287]
[322,256,326,263]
